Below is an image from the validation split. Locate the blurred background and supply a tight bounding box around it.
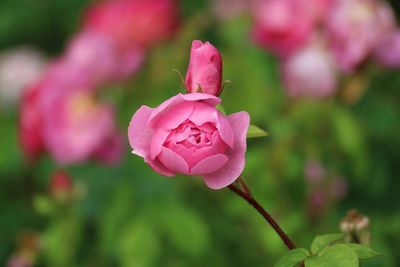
[0,0,399,266]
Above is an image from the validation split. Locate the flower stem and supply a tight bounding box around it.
[228,177,296,250]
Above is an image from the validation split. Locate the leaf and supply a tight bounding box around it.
[247,125,269,138]
[305,244,359,267]
[274,248,310,267]
[346,244,380,259]
[311,234,344,254]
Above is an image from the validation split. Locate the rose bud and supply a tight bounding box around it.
[49,170,73,201]
[185,40,223,96]
[128,93,249,190]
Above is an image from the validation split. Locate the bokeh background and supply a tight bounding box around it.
[0,0,399,266]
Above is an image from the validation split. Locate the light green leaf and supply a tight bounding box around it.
[275,248,310,267]
[346,244,380,259]
[311,234,344,254]
[305,244,359,267]
[247,125,269,138]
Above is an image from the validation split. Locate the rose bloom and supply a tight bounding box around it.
[373,30,400,68]
[83,0,179,50]
[251,0,326,58]
[282,38,338,99]
[326,0,395,73]
[128,93,250,190]
[64,31,145,84]
[185,40,223,96]
[19,67,123,165]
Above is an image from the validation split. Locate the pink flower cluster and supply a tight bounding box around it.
[19,0,179,165]
[128,41,250,190]
[251,0,400,98]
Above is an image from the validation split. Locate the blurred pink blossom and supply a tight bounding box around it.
[19,83,45,162]
[282,38,338,98]
[185,40,223,96]
[83,0,179,50]
[251,0,328,57]
[374,30,400,68]
[326,0,396,73]
[20,67,122,165]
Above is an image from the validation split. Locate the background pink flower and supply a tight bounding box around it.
[282,38,338,99]
[326,0,395,73]
[251,0,319,58]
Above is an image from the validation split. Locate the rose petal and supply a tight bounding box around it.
[203,111,250,190]
[150,128,170,159]
[128,105,153,158]
[190,154,229,175]
[148,93,220,127]
[148,157,175,177]
[216,112,234,148]
[158,146,189,174]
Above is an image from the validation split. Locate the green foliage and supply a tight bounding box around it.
[274,248,310,267]
[275,234,380,267]
[247,125,269,139]
[310,234,343,254]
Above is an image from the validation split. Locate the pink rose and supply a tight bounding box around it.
[39,83,117,165]
[19,83,45,162]
[251,0,317,58]
[19,65,123,165]
[83,0,179,50]
[185,40,223,96]
[128,93,250,190]
[282,38,338,99]
[326,0,395,73]
[373,30,400,68]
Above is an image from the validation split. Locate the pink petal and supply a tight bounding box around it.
[150,128,170,159]
[158,147,189,174]
[128,105,153,158]
[189,102,219,125]
[217,112,234,148]
[191,154,229,175]
[148,157,175,177]
[203,111,250,190]
[148,93,220,127]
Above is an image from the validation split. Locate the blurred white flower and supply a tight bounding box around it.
[0,47,47,108]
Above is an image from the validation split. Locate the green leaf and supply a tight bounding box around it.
[247,125,269,138]
[275,248,310,267]
[305,244,359,267]
[346,244,380,259]
[311,234,344,254]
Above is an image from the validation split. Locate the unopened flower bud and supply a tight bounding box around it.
[48,170,73,202]
[340,209,371,246]
[185,40,223,96]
